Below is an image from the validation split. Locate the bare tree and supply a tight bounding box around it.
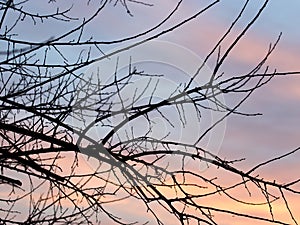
[0,0,300,224]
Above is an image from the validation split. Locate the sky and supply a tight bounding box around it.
[2,0,300,224]
[96,1,300,224]
[180,1,300,223]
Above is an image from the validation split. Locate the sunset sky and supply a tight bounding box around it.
[3,0,300,224]
[97,1,300,224]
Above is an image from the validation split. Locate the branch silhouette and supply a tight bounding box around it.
[0,0,300,224]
